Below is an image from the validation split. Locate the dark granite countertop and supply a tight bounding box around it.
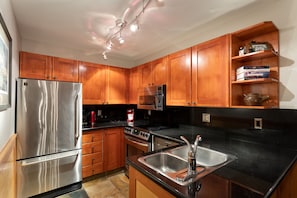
[82,120,150,132]
[82,121,127,131]
[129,125,297,198]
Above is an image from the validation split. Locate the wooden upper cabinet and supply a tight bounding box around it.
[52,57,79,82]
[139,62,153,87]
[191,35,230,107]
[20,51,79,82]
[129,67,141,104]
[151,57,168,86]
[20,52,78,82]
[79,61,107,104]
[79,62,128,105]
[167,48,192,106]
[20,51,52,80]
[106,66,128,104]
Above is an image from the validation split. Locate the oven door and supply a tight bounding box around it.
[124,135,150,177]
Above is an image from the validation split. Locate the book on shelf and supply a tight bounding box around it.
[236,65,270,75]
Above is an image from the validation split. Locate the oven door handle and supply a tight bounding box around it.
[125,137,148,152]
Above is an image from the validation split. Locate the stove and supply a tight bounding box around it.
[124,125,170,141]
[124,126,151,141]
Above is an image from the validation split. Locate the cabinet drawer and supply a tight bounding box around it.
[82,152,103,166]
[82,165,93,178]
[93,162,104,174]
[82,142,103,155]
[82,132,103,143]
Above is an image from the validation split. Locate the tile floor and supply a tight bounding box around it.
[59,170,129,198]
[83,170,129,198]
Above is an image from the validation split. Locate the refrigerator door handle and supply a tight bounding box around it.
[74,94,80,146]
[21,150,80,166]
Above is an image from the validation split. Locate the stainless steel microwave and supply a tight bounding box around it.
[137,84,166,111]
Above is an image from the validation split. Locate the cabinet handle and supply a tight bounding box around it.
[52,76,56,79]
[187,102,191,105]
[192,102,196,105]
[46,76,50,79]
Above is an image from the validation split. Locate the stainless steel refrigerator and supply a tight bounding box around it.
[15,78,82,198]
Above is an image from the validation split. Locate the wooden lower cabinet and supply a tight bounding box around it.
[270,161,297,198]
[104,127,125,171]
[82,130,104,178]
[82,127,125,178]
[198,174,229,198]
[129,166,175,198]
[129,166,229,198]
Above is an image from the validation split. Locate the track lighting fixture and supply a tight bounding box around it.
[102,51,107,60]
[130,22,139,32]
[101,0,154,60]
[106,41,113,50]
[118,31,125,44]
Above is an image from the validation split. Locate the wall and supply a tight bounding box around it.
[0,0,20,149]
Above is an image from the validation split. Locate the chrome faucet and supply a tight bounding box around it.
[180,135,202,179]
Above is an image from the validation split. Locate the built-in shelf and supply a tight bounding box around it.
[232,78,278,85]
[230,21,279,109]
[231,50,278,62]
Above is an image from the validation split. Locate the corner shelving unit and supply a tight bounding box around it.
[230,21,279,109]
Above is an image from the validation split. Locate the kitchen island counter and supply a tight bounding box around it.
[129,125,297,197]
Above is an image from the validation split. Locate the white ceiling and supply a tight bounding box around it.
[11,0,257,63]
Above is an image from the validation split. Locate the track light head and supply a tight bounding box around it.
[106,41,113,50]
[130,22,139,32]
[102,52,107,60]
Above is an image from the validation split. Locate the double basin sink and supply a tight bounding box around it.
[138,145,236,186]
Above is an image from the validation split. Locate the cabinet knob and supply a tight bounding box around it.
[187,102,191,105]
[52,76,56,79]
[192,102,196,105]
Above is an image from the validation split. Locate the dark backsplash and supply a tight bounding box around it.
[83,104,297,149]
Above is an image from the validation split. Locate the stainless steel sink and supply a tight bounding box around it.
[168,145,228,167]
[138,145,236,186]
[138,152,188,173]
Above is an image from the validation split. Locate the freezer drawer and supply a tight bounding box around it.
[16,150,82,198]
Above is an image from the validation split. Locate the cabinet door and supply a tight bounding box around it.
[198,174,229,198]
[20,51,52,80]
[151,57,168,86]
[106,66,128,104]
[104,127,124,171]
[192,35,230,107]
[129,67,141,104]
[53,57,79,82]
[139,63,153,87]
[167,48,192,106]
[79,61,106,104]
[129,166,175,198]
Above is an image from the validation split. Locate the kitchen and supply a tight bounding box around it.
[1,0,297,197]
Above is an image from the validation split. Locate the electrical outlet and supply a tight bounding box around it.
[254,118,262,129]
[202,113,211,123]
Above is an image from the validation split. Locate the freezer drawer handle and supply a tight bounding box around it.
[21,150,80,166]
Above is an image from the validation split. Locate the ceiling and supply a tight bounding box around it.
[11,0,257,63]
